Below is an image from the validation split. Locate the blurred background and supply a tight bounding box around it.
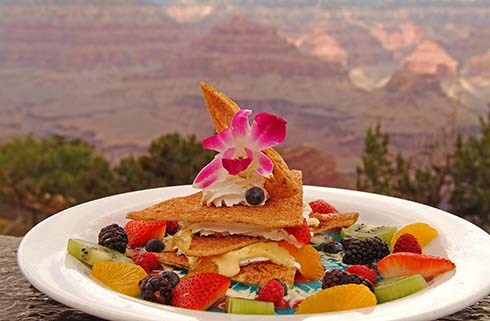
[0,0,489,235]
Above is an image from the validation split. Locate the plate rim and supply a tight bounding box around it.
[17,185,490,321]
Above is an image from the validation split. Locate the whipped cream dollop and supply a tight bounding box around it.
[201,168,269,207]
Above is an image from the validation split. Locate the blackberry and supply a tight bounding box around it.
[98,224,128,253]
[139,271,180,304]
[322,269,374,292]
[342,237,389,265]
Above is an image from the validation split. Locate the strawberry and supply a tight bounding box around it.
[257,279,286,306]
[131,252,160,273]
[393,233,422,254]
[124,220,166,248]
[166,221,180,235]
[309,199,338,214]
[285,219,311,245]
[345,265,378,285]
[171,272,230,310]
[377,252,455,281]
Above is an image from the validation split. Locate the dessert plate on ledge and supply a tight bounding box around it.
[18,185,490,321]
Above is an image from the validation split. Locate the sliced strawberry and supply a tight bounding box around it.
[285,219,311,245]
[377,252,455,281]
[309,199,338,214]
[171,272,230,310]
[124,220,166,248]
[345,265,378,285]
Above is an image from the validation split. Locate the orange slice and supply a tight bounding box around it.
[280,242,324,280]
[295,284,376,314]
[92,261,147,296]
[391,223,438,248]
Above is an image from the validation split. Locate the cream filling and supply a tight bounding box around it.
[211,242,300,277]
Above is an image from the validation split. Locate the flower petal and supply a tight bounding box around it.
[255,151,274,177]
[251,112,287,149]
[222,147,253,175]
[231,109,252,140]
[193,156,224,189]
[202,128,232,152]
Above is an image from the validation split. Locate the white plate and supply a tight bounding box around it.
[18,185,490,321]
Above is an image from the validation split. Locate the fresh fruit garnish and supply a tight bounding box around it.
[98,224,128,253]
[322,270,374,292]
[285,219,311,245]
[393,233,422,254]
[377,252,455,281]
[144,238,164,252]
[280,242,324,280]
[345,265,378,285]
[92,261,147,296]
[322,241,343,254]
[391,223,438,248]
[341,224,397,245]
[171,272,230,310]
[309,199,338,214]
[257,279,286,306]
[166,221,180,235]
[124,220,166,248]
[374,274,428,303]
[245,187,266,206]
[343,236,390,265]
[295,284,376,314]
[226,297,274,315]
[67,238,132,266]
[131,252,160,273]
[139,271,180,304]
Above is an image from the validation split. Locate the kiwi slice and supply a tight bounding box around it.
[226,297,275,315]
[67,238,132,266]
[374,274,428,303]
[341,224,397,244]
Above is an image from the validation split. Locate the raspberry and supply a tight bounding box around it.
[166,221,180,235]
[309,199,338,214]
[98,224,128,253]
[322,269,374,292]
[132,252,160,273]
[345,265,378,285]
[285,219,311,245]
[139,271,180,304]
[257,279,286,306]
[393,233,422,254]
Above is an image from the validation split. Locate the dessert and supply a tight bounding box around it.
[66,83,456,315]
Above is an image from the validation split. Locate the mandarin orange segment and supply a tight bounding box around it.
[92,261,147,296]
[295,284,377,314]
[280,242,324,280]
[391,223,438,248]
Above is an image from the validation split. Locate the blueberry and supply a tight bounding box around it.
[245,187,265,206]
[323,241,343,254]
[145,238,164,252]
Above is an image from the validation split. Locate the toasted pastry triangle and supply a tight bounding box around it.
[310,212,359,234]
[126,170,304,228]
[200,82,300,199]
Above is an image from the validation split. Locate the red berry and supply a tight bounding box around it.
[285,219,311,245]
[171,273,230,310]
[276,299,289,310]
[257,279,286,306]
[309,199,338,214]
[131,252,160,273]
[124,220,166,248]
[393,233,422,254]
[166,221,179,235]
[345,265,378,285]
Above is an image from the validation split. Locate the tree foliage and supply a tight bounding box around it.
[449,111,490,226]
[0,135,113,216]
[114,133,215,192]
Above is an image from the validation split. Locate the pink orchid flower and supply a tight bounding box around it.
[193,109,287,189]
